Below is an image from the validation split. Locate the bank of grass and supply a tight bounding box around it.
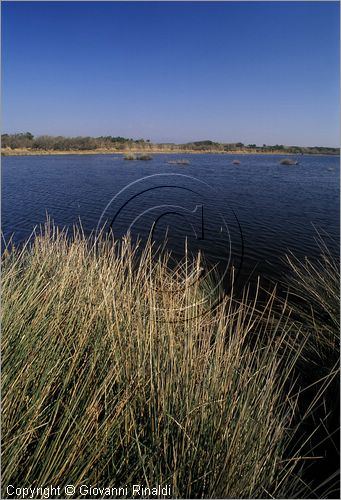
[1,224,339,498]
[2,147,334,157]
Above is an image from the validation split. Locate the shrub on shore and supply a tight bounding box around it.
[1,223,339,498]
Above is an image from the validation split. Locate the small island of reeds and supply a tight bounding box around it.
[124,153,153,161]
[167,159,191,165]
[280,158,299,165]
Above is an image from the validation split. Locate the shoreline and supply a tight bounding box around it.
[1,148,339,157]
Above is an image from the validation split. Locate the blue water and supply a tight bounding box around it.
[2,153,339,289]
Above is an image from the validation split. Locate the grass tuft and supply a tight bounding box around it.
[1,223,339,498]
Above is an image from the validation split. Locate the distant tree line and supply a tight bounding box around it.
[1,133,339,155]
[0,133,149,151]
[179,140,338,155]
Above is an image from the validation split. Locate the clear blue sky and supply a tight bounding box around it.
[2,1,340,146]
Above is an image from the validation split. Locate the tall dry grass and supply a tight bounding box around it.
[1,223,339,498]
[281,235,340,498]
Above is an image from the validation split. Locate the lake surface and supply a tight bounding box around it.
[2,153,339,291]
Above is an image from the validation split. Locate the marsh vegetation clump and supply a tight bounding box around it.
[124,153,153,161]
[280,158,298,165]
[167,159,190,165]
[1,223,339,498]
[124,153,136,160]
[137,153,153,160]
